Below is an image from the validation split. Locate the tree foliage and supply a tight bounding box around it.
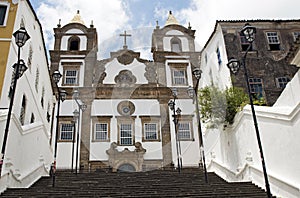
[198,86,249,127]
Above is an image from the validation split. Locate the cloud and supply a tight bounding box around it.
[36,0,131,54]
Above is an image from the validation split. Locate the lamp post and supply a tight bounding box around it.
[72,90,87,174]
[187,68,208,183]
[227,23,271,198]
[71,109,79,173]
[168,88,182,173]
[0,27,30,176]
[52,70,67,187]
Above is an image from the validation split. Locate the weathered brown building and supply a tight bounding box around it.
[203,20,299,105]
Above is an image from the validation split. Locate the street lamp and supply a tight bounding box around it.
[226,23,271,198]
[0,27,30,176]
[71,109,79,173]
[52,70,67,187]
[187,67,208,183]
[168,88,182,173]
[72,89,87,174]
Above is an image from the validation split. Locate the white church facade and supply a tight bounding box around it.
[50,11,202,172]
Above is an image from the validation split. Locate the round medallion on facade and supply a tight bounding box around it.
[117,101,135,116]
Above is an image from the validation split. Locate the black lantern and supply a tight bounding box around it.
[192,68,202,80]
[52,70,62,84]
[168,100,175,110]
[59,90,67,102]
[13,27,30,47]
[241,23,256,43]
[12,59,28,79]
[187,86,194,99]
[227,58,240,74]
[171,87,178,97]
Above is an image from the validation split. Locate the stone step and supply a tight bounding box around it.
[1,168,274,198]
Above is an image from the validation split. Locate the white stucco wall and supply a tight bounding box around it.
[0,0,53,191]
[103,58,147,84]
[200,24,232,90]
[168,99,201,167]
[205,71,300,198]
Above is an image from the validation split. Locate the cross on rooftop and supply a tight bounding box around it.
[120,30,131,49]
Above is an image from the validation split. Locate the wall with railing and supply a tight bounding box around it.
[0,112,52,193]
[205,71,300,198]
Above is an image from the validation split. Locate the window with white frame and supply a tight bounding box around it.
[144,123,158,140]
[276,77,290,89]
[141,116,160,141]
[178,122,191,140]
[266,32,280,50]
[60,123,74,141]
[169,63,188,86]
[64,70,78,85]
[95,123,108,140]
[249,78,264,99]
[173,69,186,85]
[92,116,111,142]
[177,115,194,141]
[0,4,8,26]
[120,123,133,145]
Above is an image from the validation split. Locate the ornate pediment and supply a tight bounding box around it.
[110,49,141,65]
[114,70,137,87]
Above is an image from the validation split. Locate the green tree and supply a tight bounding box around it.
[198,86,249,127]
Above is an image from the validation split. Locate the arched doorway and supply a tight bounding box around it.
[117,164,136,172]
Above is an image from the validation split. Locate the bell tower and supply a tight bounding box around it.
[50,10,98,88]
[151,11,200,88]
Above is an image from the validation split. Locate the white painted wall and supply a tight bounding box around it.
[200,24,232,90]
[0,0,53,192]
[103,58,148,84]
[168,99,201,167]
[204,71,300,198]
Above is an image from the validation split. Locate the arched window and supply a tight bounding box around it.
[68,36,80,51]
[171,37,182,52]
[20,95,26,125]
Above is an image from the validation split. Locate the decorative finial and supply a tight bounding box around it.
[156,20,159,29]
[169,11,172,15]
[188,22,191,29]
[90,20,94,28]
[77,10,80,14]
[57,19,61,28]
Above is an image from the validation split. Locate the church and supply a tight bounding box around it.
[50,11,202,172]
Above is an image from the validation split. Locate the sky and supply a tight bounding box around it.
[29,0,300,60]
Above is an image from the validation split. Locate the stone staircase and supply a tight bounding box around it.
[1,168,274,197]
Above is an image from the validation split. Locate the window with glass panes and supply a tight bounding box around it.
[276,77,290,89]
[172,69,186,85]
[293,32,300,41]
[120,123,133,145]
[178,122,191,140]
[0,5,8,25]
[266,32,280,50]
[144,123,158,140]
[60,123,73,140]
[249,78,263,99]
[64,70,78,85]
[95,123,108,140]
